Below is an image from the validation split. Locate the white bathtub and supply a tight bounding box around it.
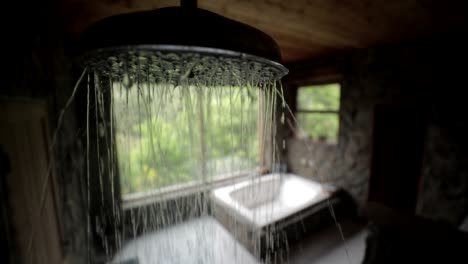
[210,173,334,228]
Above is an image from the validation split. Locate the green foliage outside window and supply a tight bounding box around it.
[296,83,340,143]
[113,85,261,195]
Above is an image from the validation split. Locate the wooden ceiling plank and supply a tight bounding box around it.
[200,0,364,48]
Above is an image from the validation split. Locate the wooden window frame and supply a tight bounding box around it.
[110,86,271,208]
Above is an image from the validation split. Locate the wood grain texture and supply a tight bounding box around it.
[0,100,63,264]
[60,0,468,62]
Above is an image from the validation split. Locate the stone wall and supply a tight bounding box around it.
[417,123,468,225]
[287,36,468,225]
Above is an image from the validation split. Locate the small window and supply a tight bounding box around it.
[295,83,341,143]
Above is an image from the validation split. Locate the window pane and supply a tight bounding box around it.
[112,84,262,195]
[296,112,339,143]
[297,83,340,111]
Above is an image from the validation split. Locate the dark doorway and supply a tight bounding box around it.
[368,104,426,214]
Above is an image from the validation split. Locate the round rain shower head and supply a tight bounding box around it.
[78,5,288,85]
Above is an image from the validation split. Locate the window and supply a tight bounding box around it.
[295,83,340,143]
[112,84,267,197]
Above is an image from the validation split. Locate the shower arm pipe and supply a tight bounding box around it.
[181,0,197,8]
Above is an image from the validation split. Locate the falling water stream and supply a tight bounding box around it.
[30,49,350,264]
[83,49,290,263]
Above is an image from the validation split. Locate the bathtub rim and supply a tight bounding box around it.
[210,173,336,228]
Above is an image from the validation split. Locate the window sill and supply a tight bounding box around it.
[122,167,268,210]
[291,137,338,146]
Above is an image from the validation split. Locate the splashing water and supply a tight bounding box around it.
[83,49,290,263]
[29,48,350,264]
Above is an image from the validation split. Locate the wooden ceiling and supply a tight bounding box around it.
[61,0,468,62]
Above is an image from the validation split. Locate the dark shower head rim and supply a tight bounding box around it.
[77,5,288,73]
[80,44,288,78]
